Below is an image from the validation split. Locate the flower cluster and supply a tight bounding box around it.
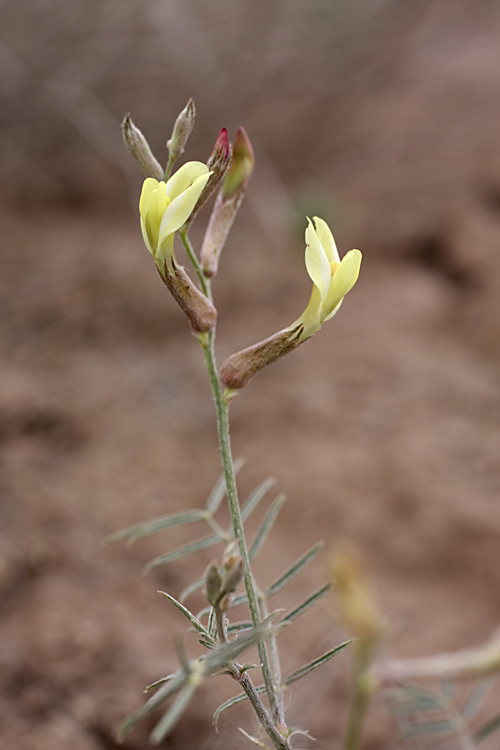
[126,104,362,384]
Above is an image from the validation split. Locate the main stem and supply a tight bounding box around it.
[202,332,287,734]
[181,229,289,747]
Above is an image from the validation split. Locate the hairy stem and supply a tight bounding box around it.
[200,331,289,746]
[239,671,290,750]
[164,153,175,181]
[180,220,289,747]
[179,230,210,299]
[213,603,289,749]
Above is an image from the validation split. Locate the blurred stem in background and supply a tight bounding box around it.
[331,544,385,750]
[343,641,375,750]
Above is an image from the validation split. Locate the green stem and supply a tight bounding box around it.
[200,330,289,745]
[343,644,373,750]
[178,230,210,299]
[180,221,288,746]
[164,153,175,181]
[213,605,289,750]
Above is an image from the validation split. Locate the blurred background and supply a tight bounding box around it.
[2,0,500,748]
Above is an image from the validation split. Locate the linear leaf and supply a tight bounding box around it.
[241,478,276,522]
[158,591,214,641]
[150,683,196,745]
[227,621,253,633]
[117,669,188,741]
[281,583,331,625]
[197,592,248,620]
[401,720,454,737]
[105,509,207,545]
[206,458,245,515]
[265,542,324,599]
[212,686,266,728]
[145,533,227,571]
[249,494,286,562]
[462,677,495,722]
[119,619,280,743]
[144,675,175,693]
[284,640,351,686]
[385,686,443,717]
[239,727,269,748]
[198,638,216,650]
[473,712,500,743]
[203,614,282,673]
[207,608,217,639]
[179,575,205,602]
[388,685,443,708]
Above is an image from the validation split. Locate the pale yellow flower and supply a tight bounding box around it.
[296,217,362,340]
[139,162,211,273]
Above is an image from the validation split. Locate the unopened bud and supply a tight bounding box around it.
[158,258,217,333]
[221,542,244,596]
[219,324,304,391]
[222,127,254,199]
[221,558,244,597]
[200,127,254,278]
[208,128,232,172]
[186,129,232,227]
[167,98,196,162]
[219,593,234,612]
[331,543,385,645]
[204,562,223,606]
[122,114,164,180]
[222,541,240,571]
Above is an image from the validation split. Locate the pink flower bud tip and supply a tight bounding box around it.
[213,127,230,159]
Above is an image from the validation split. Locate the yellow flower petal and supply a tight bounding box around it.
[313,216,340,264]
[159,172,210,242]
[139,178,162,218]
[155,232,175,274]
[296,284,323,341]
[143,184,169,255]
[305,218,331,302]
[165,161,209,201]
[322,249,362,320]
[140,216,154,255]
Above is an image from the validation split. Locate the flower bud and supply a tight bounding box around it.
[200,127,254,278]
[185,129,232,227]
[221,558,243,597]
[204,562,223,606]
[222,541,240,570]
[208,128,232,172]
[219,324,304,391]
[167,99,196,162]
[331,543,385,645]
[221,542,243,596]
[122,114,164,180]
[222,127,254,199]
[158,258,217,333]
